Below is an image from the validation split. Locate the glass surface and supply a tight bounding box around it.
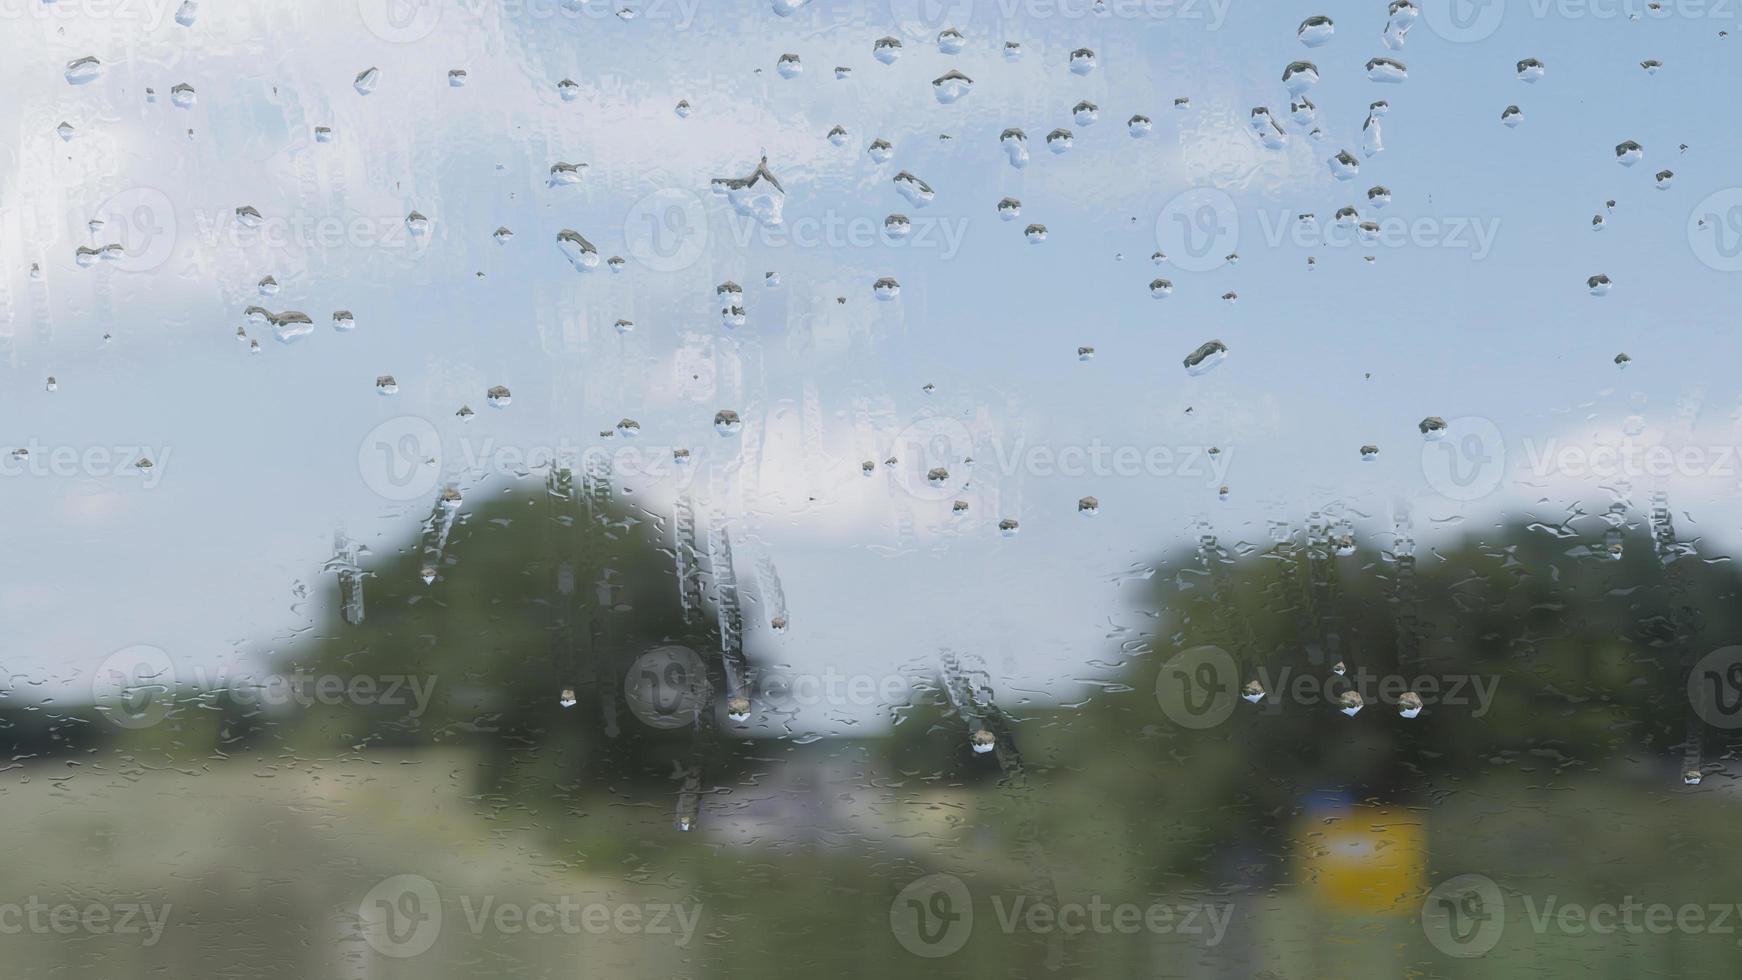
[5,1,1742,976]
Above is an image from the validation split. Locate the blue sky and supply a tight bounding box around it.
[4,0,1740,725]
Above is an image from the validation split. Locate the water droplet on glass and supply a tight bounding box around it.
[873,36,903,65]
[1366,57,1407,83]
[777,53,802,78]
[712,155,786,225]
[376,375,399,396]
[933,69,973,103]
[354,66,380,95]
[1283,61,1319,95]
[1615,140,1643,166]
[1069,48,1097,74]
[1183,340,1228,375]
[65,56,101,85]
[1297,14,1334,46]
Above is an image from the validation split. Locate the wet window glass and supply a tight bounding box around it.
[8,0,1742,976]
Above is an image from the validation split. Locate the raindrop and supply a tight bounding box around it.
[448,68,468,87]
[175,0,197,25]
[1366,57,1407,83]
[873,36,903,64]
[1046,128,1074,154]
[333,310,355,331]
[1128,114,1152,137]
[777,53,802,78]
[65,56,101,85]
[1150,278,1173,299]
[1283,61,1319,94]
[1024,224,1048,243]
[1361,113,1384,157]
[1641,59,1662,73]
[1616,140,1643,166]
[1588,273,1612,296]
[873,277,900,300]
[1073,100,1099,125]
[548,162,587,186]
[997,197,1021,220]
[556,229,599,271]
[1516,57,1545,82]
[354,66,380,95]
[1297,14,1334,46]
[1398,691,1424,718]
[1419,416,1448,439]
[827,125,849,146]
[559,78,580,101]
[1501,105,1522,127]
[938,27,965,53]
[1367,186,1392,207]
[1069,48,1097,74]
[1329,149,1360,180]
[1655,169,1674,189]
[487,385,512,408]
[1183,340,1228,375]
[894,171,934,207]
[1361,444,1379,461]
[674,99,692,117]
[711,155,786,225]
[1000,128,1029,168]
[376,375,399,396]
[714,410,742,435]
[933,69,973,103]
[170,83,196,108]
[998,518,1020,537]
